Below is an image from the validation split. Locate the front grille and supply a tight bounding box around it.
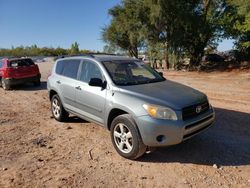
[183,123,212,139]
[182,101,209,121]
[185,114,213,130]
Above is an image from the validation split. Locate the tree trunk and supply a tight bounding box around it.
[164,42,170,69]
[189,51,204,70]
[128,46,138,58]
[203,0,211,17]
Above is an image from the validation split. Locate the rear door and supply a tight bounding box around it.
[55,59,81,111]
[9,59,38,78]
[75,59,107,124]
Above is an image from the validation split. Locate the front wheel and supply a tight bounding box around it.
[110,114,146,159]
[51,94,69,122]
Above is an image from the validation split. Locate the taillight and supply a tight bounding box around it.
[35,65,40,73]
[2,68,15,78]
[2,69,7,77]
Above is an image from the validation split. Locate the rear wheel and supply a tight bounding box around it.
[51,94,69,122]
[1,79,10,90]
[33,79,41,86]
[111,114,146,159]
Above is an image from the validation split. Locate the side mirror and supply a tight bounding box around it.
[89,78,105,88]
[158,72,163,77]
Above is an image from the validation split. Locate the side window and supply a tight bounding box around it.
[62,60,81,79]
[61,60,81,79]
[55,60,64,75]
[79,60,103,83]
[0,62,3,68]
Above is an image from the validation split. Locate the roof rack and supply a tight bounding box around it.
[88,53,120,56]
[59,53,122,59]
[57,54,91,58]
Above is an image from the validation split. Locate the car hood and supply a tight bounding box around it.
[118,80,207,110]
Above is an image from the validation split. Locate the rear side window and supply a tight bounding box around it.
[55,60,64,75]
[56,59,81,79]
[9,59,35,67]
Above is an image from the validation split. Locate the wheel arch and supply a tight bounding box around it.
[49,89,58,101]
[107,108,129,131]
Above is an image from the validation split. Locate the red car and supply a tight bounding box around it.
[0,58,41,90]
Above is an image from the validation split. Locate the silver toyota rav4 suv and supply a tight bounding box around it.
[47,54,215,159]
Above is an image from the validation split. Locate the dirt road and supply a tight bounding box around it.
[0,62,250,187]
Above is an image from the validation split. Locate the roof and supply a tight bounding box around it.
[92,54,137,62]
[59,54,138,62]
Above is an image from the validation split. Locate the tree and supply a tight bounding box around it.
[222,0,250,51]
[185,0,229,67]
[54,47,68,56]
[70,42,80,55]
[144,0,231,68]
[143,0,189,69]
[0,44,92,57]
[102,0,148,58]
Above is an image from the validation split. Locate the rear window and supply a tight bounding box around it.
[9,59,35,67]
[56,59,81,79]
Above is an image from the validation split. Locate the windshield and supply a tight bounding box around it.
[102,60,165,86]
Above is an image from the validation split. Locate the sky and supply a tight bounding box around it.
[0,0,234,52]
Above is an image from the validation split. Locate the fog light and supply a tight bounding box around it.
[156,135,166,143]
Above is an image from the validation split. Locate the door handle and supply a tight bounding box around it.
[56,80,61,84]
[75,86,81,90]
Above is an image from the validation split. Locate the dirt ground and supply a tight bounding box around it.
[0,61,250,188]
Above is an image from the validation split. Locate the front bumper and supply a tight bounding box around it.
[5,74,41,86]
[135,108,215,147]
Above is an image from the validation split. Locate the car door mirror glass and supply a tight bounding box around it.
[89,78,104,87]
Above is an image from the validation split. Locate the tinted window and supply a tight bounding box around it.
[55,60,64,75]
[61,60,80,79]
[79,60,103,83]
[10,59,35,67]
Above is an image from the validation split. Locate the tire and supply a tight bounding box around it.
[1,79,10,90]
[33,79,41,86]
[110,114,146,159]
[51,94,69,122]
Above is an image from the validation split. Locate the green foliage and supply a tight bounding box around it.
[104,0,249,69]
[222,0,250,50]
[0,42,94,57]
[102,0,148,57]
[70,42,80,55]
[145,0,232,67]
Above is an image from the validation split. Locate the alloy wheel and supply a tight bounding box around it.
[52,98,61,118]
[2,80,6,90]
[113,123,133,153]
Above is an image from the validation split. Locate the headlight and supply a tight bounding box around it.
[143,104,177,120]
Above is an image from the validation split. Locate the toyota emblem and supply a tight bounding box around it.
[196,106,202,113]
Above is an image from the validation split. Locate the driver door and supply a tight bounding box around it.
[75,59,107,124]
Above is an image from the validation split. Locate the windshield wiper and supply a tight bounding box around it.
[116,81,138,86]
[148,78,166,83]
[116,78,165,86]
